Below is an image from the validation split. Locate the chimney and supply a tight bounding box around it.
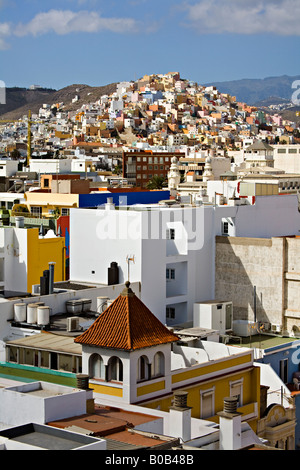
[105,197,115,210]
[48,262,55,294]
[217,397,242,450]
[76,374,95,414]
[169,391,191,442]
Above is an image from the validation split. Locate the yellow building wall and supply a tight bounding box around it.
[141,364,260,432]
[25,192,79,217]
[27,228,65,292]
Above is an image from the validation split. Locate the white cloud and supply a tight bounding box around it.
[0,22,11,50]
[14,9,140,37]
[183,0,300,35]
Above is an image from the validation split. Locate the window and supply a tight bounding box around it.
[200,388,215,419]
[137,355,150,382]
[166,307,175,319]
[280,359,288,384]
[151,352,164,377]
[230,379,243,407]
[61,208,70,216]
[89,353,105,379]
[166,268,175,280]
[8,346,18,363]
[107,356,123,382]
[31,206,42,217]
[166,228,175,240]
[44,178,49,188]
[222,221,229,236]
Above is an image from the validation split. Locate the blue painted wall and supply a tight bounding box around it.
[255,339,300,383]
[79,190,170,208]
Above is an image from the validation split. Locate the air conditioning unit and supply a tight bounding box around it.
[67,316,80,332]
[258,321,271,332]
[271,324,281,333]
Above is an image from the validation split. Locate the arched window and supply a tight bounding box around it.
[107,356,123,382]
[151,352,164,378]
[137,355,150,382]
[89,353,105,379]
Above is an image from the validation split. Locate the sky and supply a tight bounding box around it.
[0,0,299,90]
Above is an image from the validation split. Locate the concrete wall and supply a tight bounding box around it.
[215,235,300,336]
[215,236,284,325]
[273,145,300,173]
[0,382,88,426]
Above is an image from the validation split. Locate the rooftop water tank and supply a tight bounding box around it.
[27,304,38,324]
[37,306,50,326]
[14,303,27,323]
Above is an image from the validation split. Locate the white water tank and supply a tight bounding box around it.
[97,296,110,314]
[37,306,50,326]
[27,303,38,324]
[14,303,27,322]
[15,216,25,228]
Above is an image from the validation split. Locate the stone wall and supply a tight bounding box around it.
[215,236,285,327]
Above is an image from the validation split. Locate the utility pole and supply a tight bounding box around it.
[27,110,32,167]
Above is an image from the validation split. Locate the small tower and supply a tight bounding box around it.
[75,282,179,404]
[202,151,214,183]
[168,156,181,195]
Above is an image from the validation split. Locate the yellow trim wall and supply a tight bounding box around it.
[137,380,166,397]
[27,228,65,292]
[90,383,123,397]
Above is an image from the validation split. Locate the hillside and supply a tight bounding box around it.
[204,75,300,105]
[0,83,118,120]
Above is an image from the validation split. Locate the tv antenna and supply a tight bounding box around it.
[126,255,135,281]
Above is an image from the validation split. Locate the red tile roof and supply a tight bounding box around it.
[74,282,179,350]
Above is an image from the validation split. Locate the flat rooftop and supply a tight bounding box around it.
[47,404,178,450]
[0,423,103,450]
[228,334,298,350]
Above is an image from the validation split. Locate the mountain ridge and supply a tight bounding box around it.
[203,74,300,105]
[0,83,118,120]
[1,74,300,120]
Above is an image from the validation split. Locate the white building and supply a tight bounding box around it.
[29,159,72,174]
[69,193,300,326]
[0,159,18,178]
[273,144,300,173]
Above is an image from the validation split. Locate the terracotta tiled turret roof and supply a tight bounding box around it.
[74,282,179,351]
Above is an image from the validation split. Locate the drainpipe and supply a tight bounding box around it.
[282,237,286,334]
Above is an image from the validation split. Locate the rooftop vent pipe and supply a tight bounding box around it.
[40,269,49,296]
[15,216,24,228]
[48,262,55,294]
